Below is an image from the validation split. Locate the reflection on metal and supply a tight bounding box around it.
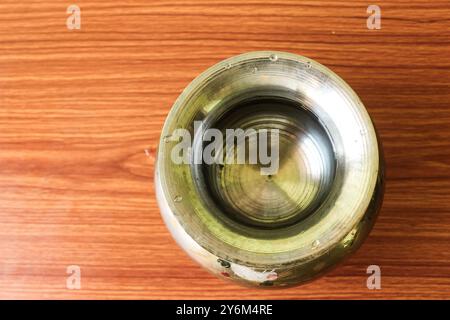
[155,51,384,287]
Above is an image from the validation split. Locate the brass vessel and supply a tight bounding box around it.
[155,51,384,287]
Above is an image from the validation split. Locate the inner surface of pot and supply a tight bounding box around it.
[194,95,337,232]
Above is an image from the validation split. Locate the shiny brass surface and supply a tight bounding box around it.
[156,51,384,287]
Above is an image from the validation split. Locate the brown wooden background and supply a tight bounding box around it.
[0,0,449,299]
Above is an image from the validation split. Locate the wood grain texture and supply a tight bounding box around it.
[0,0,449,299]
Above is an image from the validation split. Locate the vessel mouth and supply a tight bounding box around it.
[193,95,337,231]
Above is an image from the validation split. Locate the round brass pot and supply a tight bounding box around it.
[155,51,384,287]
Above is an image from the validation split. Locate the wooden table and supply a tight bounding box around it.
[0,0,449,299]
